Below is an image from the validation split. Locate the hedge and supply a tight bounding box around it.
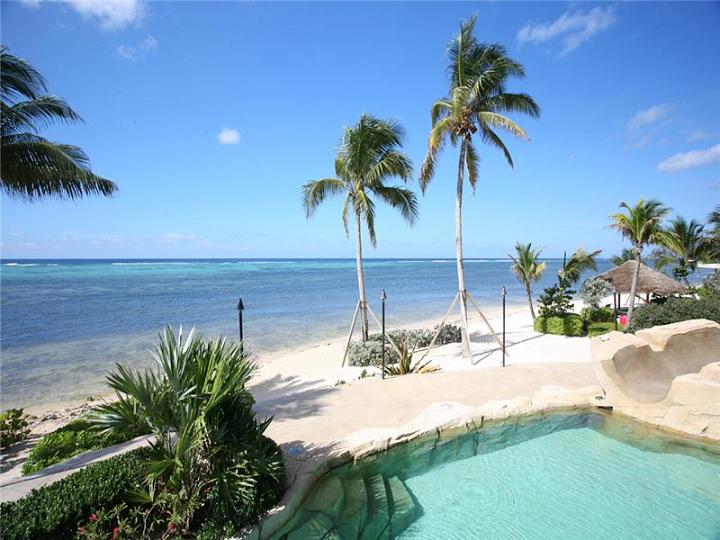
[581,306,614,323]
[534,314,585,337]
[0,447,151,540]
[630,297,720,331]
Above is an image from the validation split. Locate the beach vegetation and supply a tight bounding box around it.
[581,306,615,323]
[537,282,574,318]
[705,205,720,262]
[695,270,720,300]
[0,446,151,540]
[559,247,601,286]
[609,198,671,328]
[302,114,417,341]
[586,321,616,337]
[89,326,285,538]
[21,418,150,475]
[419,16,540,355]
[579,277,614,309]
[383,341,440,377]
[0,46,116,201]
[630,297,720,331]
[655,217,708,283]
[346,324,462,367]
[0,408,31,449]
[611,248,638,266]
[509,242,546,320]
[533,314,585,337]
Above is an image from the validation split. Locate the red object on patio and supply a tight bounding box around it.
[619,314,628,326]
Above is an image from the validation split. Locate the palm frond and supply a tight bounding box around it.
[465,142,480,189]
[372,184,419,225]
[0,45,47,101]
[1,96,82,136]
[301,177,346,218]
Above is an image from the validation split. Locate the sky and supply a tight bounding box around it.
[1,0,719,259]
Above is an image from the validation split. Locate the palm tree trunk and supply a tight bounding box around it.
[626,247,642,329]
[355,210,369,341]
[525,283,536,320]
[455,139,471,358]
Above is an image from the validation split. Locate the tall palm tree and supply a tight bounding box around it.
[303,114,417,340]
[1,46,116,200]
[559,247,601,286]
[609,199,670,327]
[658,217,707,283]
[419,17,540,356]
[705,205,720,262]
[509,242,546,320]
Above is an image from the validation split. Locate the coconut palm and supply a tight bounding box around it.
[303,114,417,341]
[419,17,540,356]
[611,248,637,266]
[705,205,720,262]
[1,46,116,200]
[657,217,707,283]
[509,242,546,320]
[559,247,601,285]
[609,199,670,327]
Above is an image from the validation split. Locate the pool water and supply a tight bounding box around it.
[270,413,720,539]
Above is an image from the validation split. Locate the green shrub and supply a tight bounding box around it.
[534,314,585,337]
[0,447,151,540]
[587,322,616,337]
[630,297,720,331]
[347,324,462,367]
[696,270,720,300]
[581,306,614,323]
[22,419,150,475]
[0,408,31,449]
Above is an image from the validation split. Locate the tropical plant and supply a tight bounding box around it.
[657,217,707,283]
[579,277,613,309]
[383,341,440,377]
[90,327,284,537]
[509,242,546,320]
[611,248,638,266]
[534,314,585,337]
[0,46,116,200]
[302,114,417,341]
[0,408,31,449]
[630,297,720,331]
[609,198,671,328]
[559,247,601,285]
[707,206,720,261]
[537,282,574,318]
[419,16,540,356]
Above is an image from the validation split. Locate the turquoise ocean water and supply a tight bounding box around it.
[0,258,710,409]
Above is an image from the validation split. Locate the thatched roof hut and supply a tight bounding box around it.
[596,261,687,296]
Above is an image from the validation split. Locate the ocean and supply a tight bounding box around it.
[0,258,708,410]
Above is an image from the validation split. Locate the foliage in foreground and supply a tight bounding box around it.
[0,408,31,449]
[0,447,151,540]
[89,327,285,538]
[22,418,150,475]
[630,297,720,331]
[347,324,462,367]
[579,277,614,310]
[537,282,575,318]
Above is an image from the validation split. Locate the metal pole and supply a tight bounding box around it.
[237,298,244,342]
[381,289,387,379]
[501,287,506,368]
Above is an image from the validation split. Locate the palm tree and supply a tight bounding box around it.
[1,45,116,200]
[419,17,540,356]
[609,199,670,327]
[509,242,546,320]
[303,114,417,341]
[559,247,601,285]
[705,205,720,262]
[611,248,637,266]
[657,217,707,283]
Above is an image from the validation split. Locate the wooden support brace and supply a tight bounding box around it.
[341,301,361,367]
[418,292,460,363]
[466,291,509,357]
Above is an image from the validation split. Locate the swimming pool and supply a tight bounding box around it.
[269,412,720,539]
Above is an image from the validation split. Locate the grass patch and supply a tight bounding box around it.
[587,322,616,337]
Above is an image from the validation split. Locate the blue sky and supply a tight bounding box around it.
[1,1,719,259]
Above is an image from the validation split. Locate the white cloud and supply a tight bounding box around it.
[626,104,672,132]
[22,1,145,30]
[116,34,157,60]
[517,7,616,55]
[657,143,720,173]
[217,127,240,145]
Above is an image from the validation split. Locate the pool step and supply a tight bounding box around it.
[359,474,391,540]
[286,513,340,540]
[337,475,369,539]
[386,476,417,537]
